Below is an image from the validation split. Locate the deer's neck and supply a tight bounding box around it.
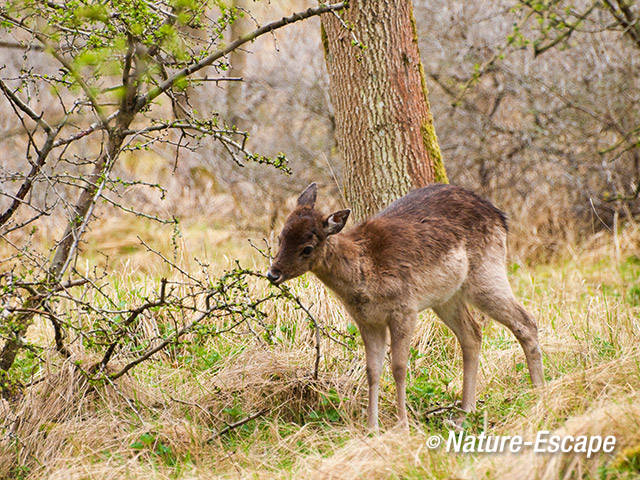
[312,234,364,301]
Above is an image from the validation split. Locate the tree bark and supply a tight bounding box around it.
[321,1,447,221]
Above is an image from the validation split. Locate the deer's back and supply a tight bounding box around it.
[374,184,507,233]
[348,184,507,272]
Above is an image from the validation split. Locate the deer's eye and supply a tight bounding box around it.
[301,246,313,256]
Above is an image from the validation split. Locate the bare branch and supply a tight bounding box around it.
[0,79,52,133]
[107,304,232,381]
[0,40,43,51]
[0,80,61,227]
[0,11,110,128]
[534,4,598,57]
[97,278,168,369]
[135,2,347,112]
[208,409,267,442]
[603,0,640,49]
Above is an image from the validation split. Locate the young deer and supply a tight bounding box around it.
[267,183,544,431]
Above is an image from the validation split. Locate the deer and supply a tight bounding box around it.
[266,182,544,432]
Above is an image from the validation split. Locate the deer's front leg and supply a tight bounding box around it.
[389,311,416,429]
[359,324,387,433]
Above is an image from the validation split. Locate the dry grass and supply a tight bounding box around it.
[1,213,639,480]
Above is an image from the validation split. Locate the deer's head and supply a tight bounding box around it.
[266,183,350,285]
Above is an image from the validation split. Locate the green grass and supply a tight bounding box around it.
[3,218,640,479]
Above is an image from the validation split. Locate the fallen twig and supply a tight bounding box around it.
[208,408,268,442]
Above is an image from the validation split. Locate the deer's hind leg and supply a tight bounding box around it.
[433,295,483,413]
[467,267,544,387]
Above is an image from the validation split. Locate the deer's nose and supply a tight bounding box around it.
[266,268,282,283]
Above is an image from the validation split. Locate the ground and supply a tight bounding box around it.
[1,214,640,479]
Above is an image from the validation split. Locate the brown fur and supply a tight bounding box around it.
[268,183,544,431]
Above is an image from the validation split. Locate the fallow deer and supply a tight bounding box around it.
[267,183,544,431]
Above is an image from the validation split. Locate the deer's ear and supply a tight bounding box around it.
[297,182,317,208]
[324,209,350,236]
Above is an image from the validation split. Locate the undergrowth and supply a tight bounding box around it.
[1,215,639,479]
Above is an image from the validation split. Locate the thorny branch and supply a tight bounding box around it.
[0,0,349,396]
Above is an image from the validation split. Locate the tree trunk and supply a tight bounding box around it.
[321,0,447,221]
[226,0,251,126]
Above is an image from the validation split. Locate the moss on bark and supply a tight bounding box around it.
[421,119,448,184]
